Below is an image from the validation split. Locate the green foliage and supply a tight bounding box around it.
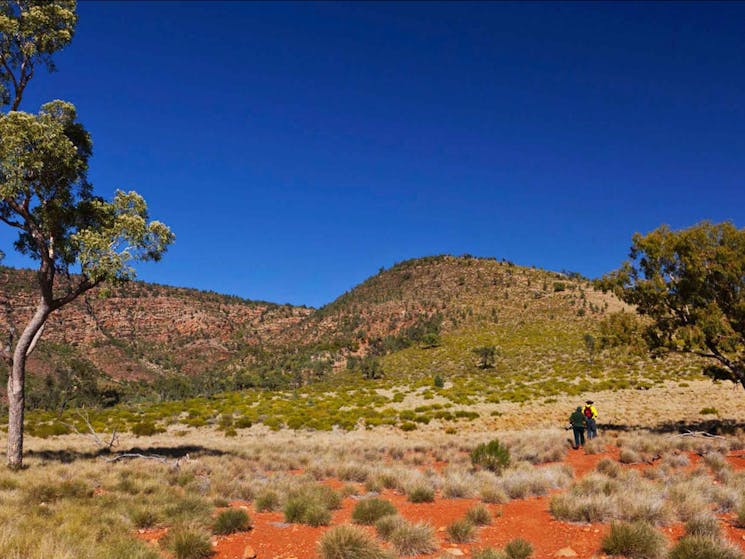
[600,221,745,386]
[668,536,744,559]
[465,504,492,526]
[433,374,445,388]
[318,524,390,559]
[163,527,213,559]
[131,421,164,437]
[447,518,476,543]
[504,539,534,559]
[351,498,397,525]
[212,508,252,535]
[700,407,719,415]
[471,439,511,473]
[601,521,667,559]
[406,485,435,503]
[0,0,78,111]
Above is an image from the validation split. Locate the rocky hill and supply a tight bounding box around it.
[0,267,312,381]
[0,255,668,398]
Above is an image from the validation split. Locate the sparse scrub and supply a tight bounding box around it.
[447,518,476,543]
[318,524,390,559]
[163,527,214,559]
[466,503,492,525]
[601,521,667,559]
[352,498,397,525]
[668,535,744,559]
[254,489,281,512]
[388,520,438,555]
[684,513,721,539]
[504,538,533,559]
[473,548,505,559]
[130,506,160,529]
[213,508,252,535]
[406,484,436,503]
[471,439,511,473]
[375,514,405,539]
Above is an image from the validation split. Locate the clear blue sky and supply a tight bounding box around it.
[4,2,745,307]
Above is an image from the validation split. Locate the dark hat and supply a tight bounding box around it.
[585,400,594,404]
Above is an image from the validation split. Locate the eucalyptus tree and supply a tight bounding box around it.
[599,221,745,390]
[0,1,174,468]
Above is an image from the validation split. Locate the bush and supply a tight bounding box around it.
[504,538,534,559]
[163,527,213,559]
[375,514,404,539]
[601,521,667,559]
[447,519,476,543]
[130,507,160,529]
[352,498,397,525]
[407,484,435,503]
[473,549,505,559]
[668,536,744,559]
[685,514,721,539]
[466,504,492,526]
[131,421,164,436]
[254,490,280,512]
[389,520,438,555]
[318,524,389,559]
[471,439,510,473]
[213,508,252,535]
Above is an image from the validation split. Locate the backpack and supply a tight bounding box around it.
[583,406,593,419]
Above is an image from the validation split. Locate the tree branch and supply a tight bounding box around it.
[24,322,44,357]
[51,276,103,310]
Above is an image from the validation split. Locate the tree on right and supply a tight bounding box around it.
[598,221,745,389]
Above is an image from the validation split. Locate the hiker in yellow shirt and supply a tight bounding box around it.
[584,400,598,439]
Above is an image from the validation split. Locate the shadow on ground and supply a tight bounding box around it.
[602,419,745,436]
[25,444,231,464]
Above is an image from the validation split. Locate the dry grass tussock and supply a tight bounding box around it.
[3,424,745,556]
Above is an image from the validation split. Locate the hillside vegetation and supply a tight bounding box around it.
[0,255,711,437]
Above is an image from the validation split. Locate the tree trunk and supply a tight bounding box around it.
[7,301,49,469]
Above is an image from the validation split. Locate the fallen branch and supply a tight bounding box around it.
[104,452,189,470]
[674,430,726,439]
[60,410,119,452]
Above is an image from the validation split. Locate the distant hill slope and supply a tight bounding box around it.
[0,255,698,399]
[0,267,312,381]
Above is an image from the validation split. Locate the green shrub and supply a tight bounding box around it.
[389,520,438,555]
[375,514,404,539]
[130,507,160,529]
[473,549,505,559]
[407,484,435,503]
[131,421,164,436]
[352,498,397,525]
[685,514,721,539]
[504,539,533,559]
[466,504,492,526]
[433,375,445,388]
[163,527,213,559]
[700,407,719,415]
[601,521,666,559]
[447,519,476,543]
[254,490,281,512]
[213,508,252,535]
[471,439,511,473]
[318,524,389,559]
[668,536,744,559]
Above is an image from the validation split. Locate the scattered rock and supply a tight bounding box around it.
[269,521,290,528]
[445,549,464,557]
[242,545,257,559]
[554,547,578,558]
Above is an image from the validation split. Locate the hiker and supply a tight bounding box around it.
[584,400,598,439]
[569,406,586,449]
